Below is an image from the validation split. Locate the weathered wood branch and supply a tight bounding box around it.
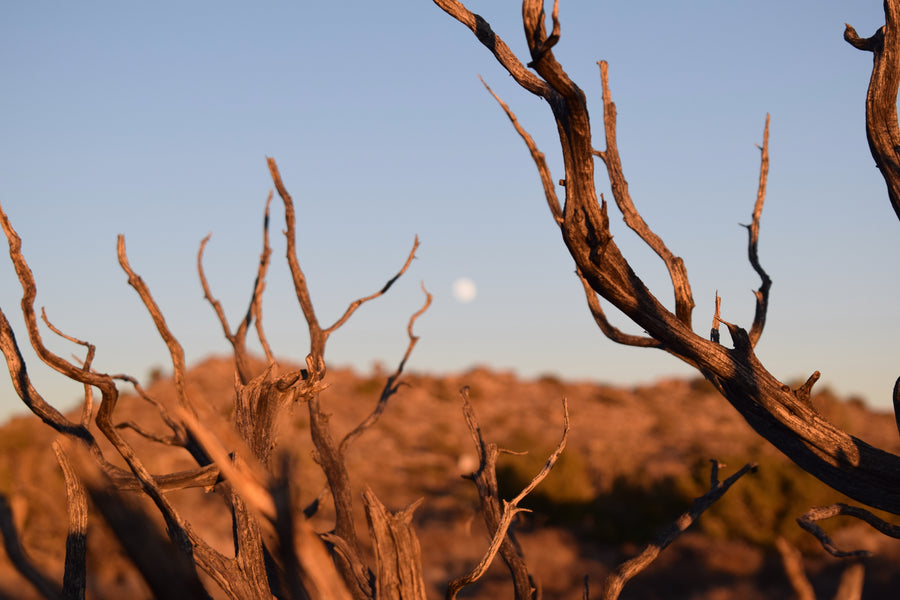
[434,0,900,517]
[53,441,87,600]
[447,388,568,600]
[845,5,900,221]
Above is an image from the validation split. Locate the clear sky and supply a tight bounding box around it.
[1,2,897,423]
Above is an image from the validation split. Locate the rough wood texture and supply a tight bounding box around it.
[435,0,900,518]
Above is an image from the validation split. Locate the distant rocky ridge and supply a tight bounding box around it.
[0,356,898,599]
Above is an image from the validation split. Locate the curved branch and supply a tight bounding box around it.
[601,461,757,600]
[432,0,549,97]
[596,61,695,327]
[339,284,432,456]
[197,191,275,384]
[845,10,900,222]
[322,236,420,340]
[798,502,900,558]
[480,76,562,224]
[118,236,194,415]
[745,114,772,347]
[41,308,96,426]
[434,0,900,517]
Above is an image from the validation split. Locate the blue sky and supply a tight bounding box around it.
[1,2,896,422]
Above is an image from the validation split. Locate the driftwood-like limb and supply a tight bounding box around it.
[322,237,419,340]
[0,492,62,600]
[745,114,772,347]
[600,461,757,600]
[434,0,900,518]
[798,503,900,558]
[447,390,569,600]
[364,489,427,600]
[845,9,900,221]
[0,203,97,442]
[53,441,87,600]
[775,537,816,600]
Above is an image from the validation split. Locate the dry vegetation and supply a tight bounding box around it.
[0,359,898,598]
[4,1,900,598]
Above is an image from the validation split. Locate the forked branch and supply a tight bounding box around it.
[447,389,569,600]
[434,0,900,519]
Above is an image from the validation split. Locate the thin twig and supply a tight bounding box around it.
[41,309,95,426]
[746,114,772,347]
[601,461,757,600]
[596,60,695,327]
[798,503,900,557]
[339,284,432,456]
[480,76,562,224]
[447,393,569,599]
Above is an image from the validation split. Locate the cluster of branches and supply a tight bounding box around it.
[1,0,899,598]
[0,151,754,598]
[434,0,900,559]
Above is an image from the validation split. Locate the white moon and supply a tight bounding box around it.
[452,278,477,303]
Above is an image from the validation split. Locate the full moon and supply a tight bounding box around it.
[452,278,477,303]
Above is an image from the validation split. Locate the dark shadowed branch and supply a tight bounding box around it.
[601,461,757,600]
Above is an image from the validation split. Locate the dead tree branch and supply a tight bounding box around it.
[845,7,900,221]
[433,0,900,519]
[798,503,900,558]
[601,461,757,600]
[447,389,569,600]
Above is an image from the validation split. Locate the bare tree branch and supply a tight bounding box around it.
[447,389,569,600]
[432,0,900,519]
[53,441,87,600]
[601,461,757,600]
[339,284,432,457]
[432,0,549,96]
[845,8,900,221]
[118,236,197,416]
[798,503,900,558]
[198,191,274,384]
[480,76,562,224]
[745,114,772,347]
[40,309,95,427]
[595,60,695,327]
